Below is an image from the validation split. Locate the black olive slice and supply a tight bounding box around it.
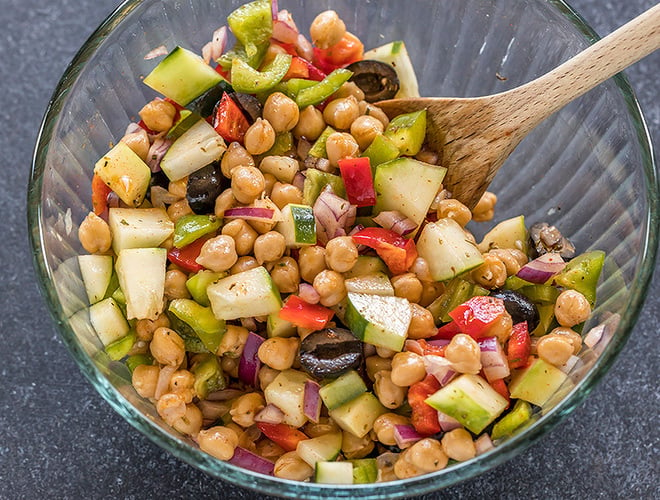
[187,80,234,118]
[299,328,363,379]
[490,289,540,332]
[346,60,400,102]
[186,162,226,214]
[229,92,263,123]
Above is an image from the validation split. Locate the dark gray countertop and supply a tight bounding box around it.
[1,0,658,498]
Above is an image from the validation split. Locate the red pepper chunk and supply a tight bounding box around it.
[338,157,376,207]
[256,423,308,452]
[313,32,364,73]
[507,322,532,369]
[284,56,327,81]
[448,296,506,339]
[279,295,334,330]
[91,173,112,216]
[351,227,418,275]
[489,378,511,408]
[167,237,208,273]
[432,321,463,340]
[408,375,442,436]
[213,92,250,144]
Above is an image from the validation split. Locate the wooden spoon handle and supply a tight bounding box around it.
[510,3,660,132]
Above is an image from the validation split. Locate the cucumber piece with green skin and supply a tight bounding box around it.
[345,272,394,296]
[94,142,151,207]
[168,298,226,354]
[491,399,533,440]
[166,109,201,140]
[417,219,484,282]
[427,278,489,324]
[551,250,605,307]
[302,169,346,205]
[105,330,136,361]
[508,358,570,408]
[425,374,508,434]
[116,248,167,321]
[344,292,411,352]
[276,204,316,247]
[350,458,378,484]
[328,392,387,438]
[108,207,174,254]
[207,266,282,320]
[78,255,113,304]
[89,297,130,346]
[342,255,388,279]
[308,126,335,158]
[477,215,528,254]
[160,119,226,182]
[319,370,367,410]
[185,270,226,307]
[143,46,224,106]
[383,110,427,156]
[296,431,343,468]
[373,157,446,228]
[361,134,400,173]
[363,41,420,99]
[265,369,311,427]
[315,461,354,485]
[266,312,297,338]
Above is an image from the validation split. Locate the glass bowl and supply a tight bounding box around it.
[28,0,657,498]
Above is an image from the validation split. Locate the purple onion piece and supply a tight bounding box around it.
[224,207,275,221]
[298,283,320,304]
[313,187,356,245]
[202,26,228,64]
[437,411,462,432]
[478,337,510,382]
[147,136,172,172]
[423,355,456,386]
[516,253,566,284]
[272,11,299,44]
[238,332,264,387]
[393,424,424,449]
[475,433,494,454]
[229,447,275,476]
[254,403,285,424]
[373,210,417,236]
[303,380,321,423]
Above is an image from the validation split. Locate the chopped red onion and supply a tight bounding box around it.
[583,324,605,349]
[394,425,424,449]
[558,354,580,374]
[292,171,305,191]
[298,283,320,304]
[154,365,176,400]
[144,45,168,60]
[224,207,276,222]
[147,136,172,172]
[229,447,275,476]
[478,337,510,382]
[271,0,278,18]
[437,411,462,432]
[206,388,245,401]
[516,253,566,284]
[313,187,356,245]
[255,403,285,424]
[124,122,143,136]
[373,210,417,236]
[150,185,180,208]
[475,434,494,455]
[238,332,264,387]
[202,26,228,64]
[240,317,258,332]
[303,380,321,423]
[295,33,313,60]
[404,339,424,356]
[427,339,451,348]
[272,10,299,44]
[424,355,456,386]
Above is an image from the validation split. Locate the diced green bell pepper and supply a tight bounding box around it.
[491,400,533,440]
[173,214,221,249]
[261,132,294,158]
[186,270,226,307]
[168,298,226,353]
[295,69,353,108]
[302,169,346,205]
[105,330,136,361]
[227,0,272,60]
[231,54,292,94]
[125,353,154,373]
[308,126,336,159]
[552,250,605,307]
[218,42,269,71]
[191,353,226,399]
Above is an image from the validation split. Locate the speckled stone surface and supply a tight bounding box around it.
[1,0,658,498]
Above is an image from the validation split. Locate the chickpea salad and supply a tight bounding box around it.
[78,0,606,485]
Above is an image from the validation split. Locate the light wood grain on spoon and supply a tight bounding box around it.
[377,4,660,208]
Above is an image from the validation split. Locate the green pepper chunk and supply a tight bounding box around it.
[125,353,154,373]
[191,353,226,399]
[105,330,136,361]
[227,0,272,60]
[552,250,605,307]
[168,298,226,353]
[302,169,346,205]
[173,214,221,249]
[231,54,292,94]
[491,400,533,440]
[261,132,294,158]
[186,270,226,307]
[295,69,353,108]
[308,126,335,159]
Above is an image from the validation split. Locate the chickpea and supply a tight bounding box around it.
[332,81,365,102]
[549,326,583,355]
[488,248,527,276]
[198,426,239,461]
[325,236,358,272]
[471,253,507,289]
[537,333,574,366]
[222,219,258,256]
[230,392,265,428]
[217,325,249,358]
[167,178,188,199]
[554,290,591,327]
[253,231,286,264]
[445,334,482,374]
[156,392,187,425]
[270,182,303,209]
[120,128,149,162]
[407,438,449,472]
[257,439,286,461]
[304,417,340,438]
[78,212,112,254]
[136,313,170,342]
[169,369,195,404]
[164,269,191,300]
[365,355,392,382]
[358,101,389,128]
[150,327,185,366]
[350,115,384,150]
[293,106,326,141]
[172,403,203,437]
[195,235,238,272]
[323,96,360,131]
[390,352,426,387]
[409,257,433,283]
[437,199,472,227]
[486,311,513,343]
[374,370,406,409]
[231,165,266,205]
[373,413,410,446]
[259,156,299,184]
[298,246,327,283]
[325,132,359,168]
[270,256,300,293]
[415,148,439,165]
[407,304,437,339]
[262,173,277,197]
[132,364,160,399]
[214,188,236,218]
[221,142,255,178]
[313,269,346,307]
[391,273,423,304]
[167,199,193,223]
[441,428,476,462]
[258,365,280,392]
[274,451,314,481]
[375,346,397,359]
[139,99,177,132]
[342,430,374,459]
[472,191,497,222]
[419,280,445,307]
[263,92,300,133]
[244,118,276,155]
[258,337,299,371]
[310,10,346,49]
[393,451,425,479]
[230,256,260,275]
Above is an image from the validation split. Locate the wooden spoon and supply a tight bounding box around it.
[377,4,660,208]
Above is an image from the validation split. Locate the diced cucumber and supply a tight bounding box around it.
[266,312,297,338]
[477,215,528,254]
[342,255,388,279]
[186,270,226,307]
[551,250,605,307]
[373,158,446,228]
[302,169,346,205]
[425,374,508,434]
[115,248,167,321]
[143,46,224,106]
[264,369,311,427]
[361,134,400,173]
[168,299,226,354]
[315,461,353,485]
[344,272,394,296]
[297,432,342,468]
[276,204,316,247]
[308,126,335,158]
[508,358,569,408]
[417,219,484,281]
[427,278,489,324]
[328,392,387,438]
[319,370,367,411]
[160,119,226,182]
[207,266,282,320]
[78,254,113,304]
[363,41,420,99]
[166,109,201,140]
[491,399,533,440]
[108,207,174,254]
[105,330,136,361]
[383,110,427,156]
[350,458,378,484]
[344,292,412,352]
[89,297,130,346]
[94,142,151,207]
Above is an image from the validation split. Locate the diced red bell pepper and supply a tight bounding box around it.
[214,64,231,81]
[432,321,463,340]
[284,56,327,81]
[167,237,209,273]
[490,378,510,408]
[507,322,532,369]
[448,296,507,339]
[408,375,442,436]
[213,92,250,144]
[91,173,112,217]
[256,422,308,452]
[351,227,418,275]
[313,32,364,73]
[278,295,334,330]
[338,157,376,207]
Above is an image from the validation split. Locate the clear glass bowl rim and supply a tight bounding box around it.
[27,0,658,498]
